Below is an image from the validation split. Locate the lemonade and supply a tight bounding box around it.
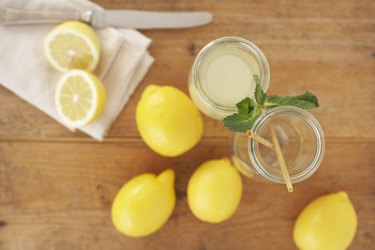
[189,37,270,120]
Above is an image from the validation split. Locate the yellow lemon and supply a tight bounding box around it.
[111,169,176,237]
[54,69,106,128]
[294,191,357,250]
[136,85,203,157]
[187,158,242,223]
[44,21,100,72]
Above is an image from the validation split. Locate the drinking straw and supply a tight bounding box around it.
[246,130,274,150]
[270,126,293,192]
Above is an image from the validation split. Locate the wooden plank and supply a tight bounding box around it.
[0,140,374,249]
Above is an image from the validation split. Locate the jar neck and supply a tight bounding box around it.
[248,106,325,184]
[191,36,270,112]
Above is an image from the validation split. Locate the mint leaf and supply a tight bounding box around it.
[223,106,262,133]
[236,97,256,115]
[254,75,267,105]
[265,92,319,109]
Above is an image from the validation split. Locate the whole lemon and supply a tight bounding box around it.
[294,191,357,250]
[111,169,176,237]
[136,85,203,157]
[187,158,242,223]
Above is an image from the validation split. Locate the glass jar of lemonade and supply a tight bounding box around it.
[189,36,270,120]
[232,106,325,183]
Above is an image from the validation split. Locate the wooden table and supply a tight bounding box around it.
[1,0,374,249]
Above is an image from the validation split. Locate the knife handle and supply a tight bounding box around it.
[0,7,93,25]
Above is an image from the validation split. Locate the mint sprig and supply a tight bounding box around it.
[223,75,319,133]
[265,92,319,109]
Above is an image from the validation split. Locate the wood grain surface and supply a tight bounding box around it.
[1,0,374,249]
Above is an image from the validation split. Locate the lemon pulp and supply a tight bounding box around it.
[54,69,106,128]
[44,21,100,72]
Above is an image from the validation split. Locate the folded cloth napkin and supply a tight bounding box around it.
[0,0,154,140]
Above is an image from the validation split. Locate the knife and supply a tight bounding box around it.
[0,7,213,29]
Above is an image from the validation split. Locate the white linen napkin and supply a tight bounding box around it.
[0,0,154,140]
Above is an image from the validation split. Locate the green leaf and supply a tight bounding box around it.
[264,92,319,109]
[254,75,267,105]
[223,106,262,133]
[236,97,256,115]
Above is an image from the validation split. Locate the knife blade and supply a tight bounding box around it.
[0,7,213,29]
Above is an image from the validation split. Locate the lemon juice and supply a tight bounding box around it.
[189,37,270,120]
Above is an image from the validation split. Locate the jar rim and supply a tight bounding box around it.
[248,106,325,184]
[191,36,270,113]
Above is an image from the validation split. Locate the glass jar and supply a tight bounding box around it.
[232,106,325,183]
[188,36,270,120]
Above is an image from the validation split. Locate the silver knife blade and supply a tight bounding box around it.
[91,10,213,29]
[0,7,213,29]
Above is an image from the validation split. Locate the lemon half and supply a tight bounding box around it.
[54,69,106,128]
[44,21,100,72]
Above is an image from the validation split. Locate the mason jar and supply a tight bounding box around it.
[232,106,325,184]
[188,36,270,120]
